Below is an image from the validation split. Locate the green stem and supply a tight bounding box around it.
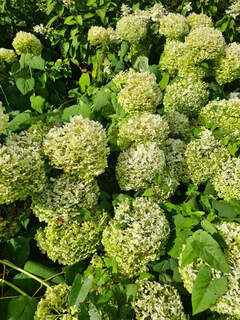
[0,260,51,289]
[0,279,31,299]
[0,84,10,108]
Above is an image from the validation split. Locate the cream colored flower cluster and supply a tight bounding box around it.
[226,0,240,19]
[88,26,120,45]
[12,31,42,56]
[133,279,188,320]
[184,129,230,185]
[0,131,46,204]
[0,102,8,135]
[34,283,79,320]
[186,12,213,29]
[179,222,240,318]
[0,48,17,65]
[159,13,189,40]
[102,197,170,278]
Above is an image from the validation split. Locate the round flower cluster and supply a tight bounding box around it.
[12,31,42,56]
[0,102,8,135]
[214,42,240,85]
[185,130,230,185]
[116,14,148,43]
[0,48,17,65]
[213,158,240,201]
[0,131,46,204]
[163,111,191,137]
[151,169,179,202]
[159,40,185,77]
[150,3,167,22]
[185,26,225,63]
[116,141,165,191]
[132,279,187,320]
[199,97,240,140]
[163,78,209,117]
[117,112,169,150]
[117,70,162,114]
[88,26,119,45]
[102,197,170,277]
[179,222,240,318]
[35,211,108,265]
[34,283,79,320]
[177,53,207,80]
[43,115,109,179]
[159,13,189,40]
[28,120,58,148]
[31,174,100,224]
[0,200,30,242]
[186,13,213,30]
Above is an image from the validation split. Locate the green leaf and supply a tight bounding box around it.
[96,8,107,23]
[15,76,35,95]
[192,265,228,315]
[125,284,138,302]
[180,238,198,267]
[7,296,38,320]
[89,303,102,320]
[0,237,30,266]
[190,230,231,273]
[142,188,154,197]
[79,73,90,92]
[201,220,217,235]
[159,72,169,90]
[30,95,45,113]
[69,275,93,308]
[62,103,92,121]
[75,15,83,25]
[24,260,64,285]
[211,200,240,218]
[8,113,31,131]
[133,56,149,72]
[63,261,86,285]
[25,55,45,70]
[120,41,129,62]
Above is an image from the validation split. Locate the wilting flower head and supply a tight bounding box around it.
[116,141,165,191]
[43,115,109,179]
[12,31,42,56]
[102,197,170,277]
[159,13,189,40]
[34,283,79,320]
[133,279,187,320]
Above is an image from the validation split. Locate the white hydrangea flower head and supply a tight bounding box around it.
[184,129,230,185]
[0,48,17,64]
[163,78,209,117]
[133,279,187,320]
[199,97,240,140]
[150,3,167,22]
[121,4,131,16]
[117,70,162,114]
[151,169,179,202]
[213,158,240,201]
[214,43,240,85]
[34,283,79,320]
[159,40,185,77]
[112,69,131,89]
[31,173,100,224]
[43,115,109,179]
[102,197,170,278]
[186,13,213,30]
[117,112,169,150]
[179,222,240,318]
[159,13,189,40]
[88,26,119,45]
[12,31,42,56]
[185,27,225,63]
[116,14,148,43]
[36,211,108,265]
[116,141,166,191]
[163,110,191,137]
[0,102,8,135]
[226,0,240,19]
[0,131,46,204]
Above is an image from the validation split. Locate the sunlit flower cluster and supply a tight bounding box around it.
[117,112,169,150]
[36,211,108,265]
[214,43,240,85]
[102,197,170,277]
[226,0,240,19]
[163,110,191,137]
[179,222,240,318]
[43,115,109,179]
[163,78,209,117]
[0,48,17,65]
[159,13,189,40]
[12,31,42,56]
[0,102,8,135]
[33,24,53,39]
[88,26,120,45]
[186,13,213,30]
[116,141,165,191]
[117,70,162,114]
[34,283,79,320]
[0,131,46,204]
[185,130,230,185]
[133,279,187,320]
[116,14,148,43]
[31,174,100,224]
[150,3,167,22]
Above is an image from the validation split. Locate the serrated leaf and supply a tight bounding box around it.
[192,265,228,315]
[15,76,35,95]
[69,275,93,308]
[62,103,92,121]
[30,95,45,113]
[7,296,38,320]
[8,113,31,131]
[79,73,90,92]
[211,200,239,218]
